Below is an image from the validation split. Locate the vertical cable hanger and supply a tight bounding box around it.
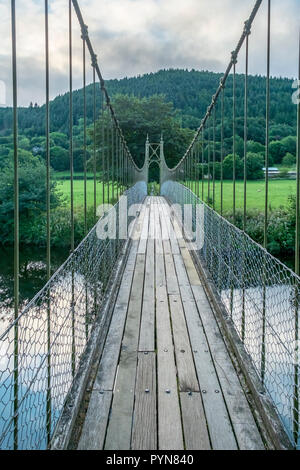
[11,0,19,451]
[220,83,225,217]
[213,104,216,210]
[264,0,271,251]
[202,126,205,201]
[69,0,74,252]
[293,30,300,448]
[207,118,211,205]
[296,32,300,276]
[232,51,237,225]
[82,24,88,235]
[92,58,97,223]
[243,21,250,232]
[45,0,51,446]
[261,0,271,385]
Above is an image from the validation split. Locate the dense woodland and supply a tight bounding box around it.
[0,69,298,263]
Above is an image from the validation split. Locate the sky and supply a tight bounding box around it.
[0,0,299,107]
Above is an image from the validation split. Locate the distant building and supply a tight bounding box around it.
[262,167,279,177]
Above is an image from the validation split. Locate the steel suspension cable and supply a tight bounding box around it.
[213,106,216,210]
[11,0,19,451]
[44,0,51,446]
[232,54,237,224]
[220,85,225,216]
[82,28,87,235]
[243,27,250,232]
[92,65,97,223]
[163,0,263,183]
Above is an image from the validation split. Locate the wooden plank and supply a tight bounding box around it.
[158,202,169,242]
[132,352,157,450]
[154,202,163,255]
[180,246,201,286]
[121,253,145,352]
[104,351,137,450]
[139,238,155,351]
[173,254,190,287]
[148,200,155,241]
[160,201,180,254]
[154,203,165,287]
[131,202,147,241]
[191,285,265,450]
[165,253,180,295]
[138,205,149,254]
[180,392,211,450]
[169,295,199,392]
[156,267,183,449]
[180,298,238,450]
[104,247,146,449]
[78,391,112,450]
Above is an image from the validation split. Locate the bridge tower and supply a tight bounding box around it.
[145,134,167,191]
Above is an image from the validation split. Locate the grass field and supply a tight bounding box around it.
[57,180,122,208]
[189,179,296,212]
[57,177,296,212]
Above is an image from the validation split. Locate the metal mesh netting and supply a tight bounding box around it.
[162,180,300,449]
[0,182,147,450]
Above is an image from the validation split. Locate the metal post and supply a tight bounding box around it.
[82,30,87,235]
[221,85,225,217]
[101,92,105,204]
[293,31,300,448]
[112,121,115,203]
[45,0,52,446]
[92,65,97,223]
[11,0,19,450]
[261,0,271,384]
[242,24,250,343]
[69,0,75,378]
[213,106,216,210]
[232,53,237,225]
[207,121,211,205]
[202,126,204,201]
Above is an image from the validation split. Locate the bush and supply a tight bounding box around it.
[282,153,296,167]
[246,153,264,180]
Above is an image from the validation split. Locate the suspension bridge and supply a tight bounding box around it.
[0,0,299,450]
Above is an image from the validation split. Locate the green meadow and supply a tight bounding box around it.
[189,179,296,212]
[57,176,296,213]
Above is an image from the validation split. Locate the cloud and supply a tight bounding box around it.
[0,0,298,107]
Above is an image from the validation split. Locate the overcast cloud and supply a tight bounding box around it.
[0,0,299,107]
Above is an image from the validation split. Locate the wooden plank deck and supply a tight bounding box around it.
[78,196,265,451]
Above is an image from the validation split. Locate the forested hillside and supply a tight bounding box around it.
[0,68,296,138]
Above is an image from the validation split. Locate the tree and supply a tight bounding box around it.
[246,153,264,180]
[0,154,61,244]
[50,132,69,149]
[269,140,285,164]
[281,136,296,156]
[50,146,69,171]
[222,154,243,179]
[282,153,296,167]
[90,94,194,181]
[247,140,265,155]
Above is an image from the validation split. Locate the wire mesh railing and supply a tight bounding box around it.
[162,180,300,449]
[0,182,147,450]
